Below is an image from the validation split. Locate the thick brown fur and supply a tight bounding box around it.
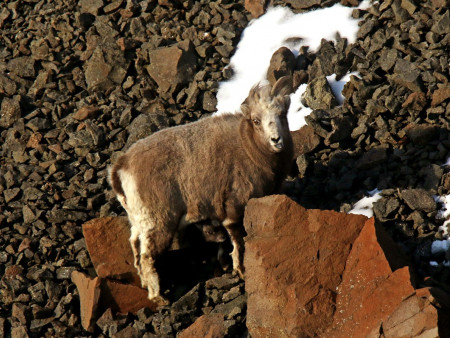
[109,76,294,303]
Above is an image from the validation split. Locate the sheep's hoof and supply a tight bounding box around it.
[233,267,245,280]
[151,295,170,309]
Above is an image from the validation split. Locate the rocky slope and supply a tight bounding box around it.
[0,0,449,336]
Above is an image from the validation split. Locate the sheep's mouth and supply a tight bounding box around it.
[270,142,284,152]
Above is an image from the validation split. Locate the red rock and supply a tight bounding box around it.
[431,86,450,107]
[402,91,427,111]
[18,237,31,253]
[244,195,447,336]
[26,132,43,149]
[4,265,24,278]
[73,105,100,121]
[244,195,368,337]
[83,216,141,286]
[71,271,101,332]
[245,0,268,18]
[178,313,226,338]
[99,279,159,314]
[327,218,416,336]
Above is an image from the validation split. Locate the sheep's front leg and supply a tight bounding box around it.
[222,218,245,278]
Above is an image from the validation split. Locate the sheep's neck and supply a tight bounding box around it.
[239,119,281,174]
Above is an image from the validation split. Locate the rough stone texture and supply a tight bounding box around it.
[327,218,438,337]
[266,47,296,87]
[401,189,436,213]
[84,43,130,93]
[245,196,446,336]
[146,40,198,97]
[178,313,226,338]
[291,126,320,158]
[244,195,368,337]
[83,217,140,286]
[245,0,268,18]
[0,96,21,128]
[71,271,101,332]
[302,76,337,110]
[100,279,158,314]
[431,86,450,107]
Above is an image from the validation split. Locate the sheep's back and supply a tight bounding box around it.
[123,114,247,214]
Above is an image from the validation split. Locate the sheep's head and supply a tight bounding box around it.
[241,76,292,153]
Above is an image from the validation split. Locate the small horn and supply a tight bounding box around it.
[270,76,293,97]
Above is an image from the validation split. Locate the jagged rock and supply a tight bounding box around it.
[179,313,226,338]
[356,147,387,169]
[327,218,440,337]
[284,0,330,9]
[402,91,427,112]
[84,43,130,93]
[73,106,100,121]
[401,189,436,213]
[291,126,320,158]
[431,10,450,35]
[100,279,158,314]
[302,76,337,110]
[404,124,439,145]
[244,0,268,18]
[244,196,446,336]
[79,0,104,15]
[244,195,368,336]
[7,56,36,78]
[146,40,198,97]
[0,74,17,95]
[0,96,21,128]
[83,217,140,286]
[71,271,101,332]
[266,47,296,87]
[379,49,399,72]
[431,86,450,107]
[391,58,422,92]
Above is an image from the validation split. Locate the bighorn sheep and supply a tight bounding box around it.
[110,76,293,305]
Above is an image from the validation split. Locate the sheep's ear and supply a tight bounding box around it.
[241,103,250,117]
[271,75,293,98]
[282,96,291,115]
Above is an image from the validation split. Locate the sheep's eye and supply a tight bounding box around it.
[252,119,260,126]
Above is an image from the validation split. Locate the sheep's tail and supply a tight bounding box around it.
[108,157,126,199]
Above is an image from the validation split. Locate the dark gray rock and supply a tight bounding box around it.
[266,47,296,87]
[431,10,450,35]
[379,49,399,72]
[391,58,422,92]
[302,76,337,110]
[373,197,401,221]
[401,189,436,213]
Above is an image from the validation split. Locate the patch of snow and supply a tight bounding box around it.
[431,240,450,255]
[287,84,311,130]
[435,194,450,220]
[215,1,370,131]
[326,72,360,105]
[430,261,439,267]
[349,188,382,218]
[443,157,450,166]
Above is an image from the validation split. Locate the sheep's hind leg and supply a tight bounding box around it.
[222,218,245,278]
[138,225,175,307]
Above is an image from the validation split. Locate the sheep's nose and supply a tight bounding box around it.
[271,136,281,143]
